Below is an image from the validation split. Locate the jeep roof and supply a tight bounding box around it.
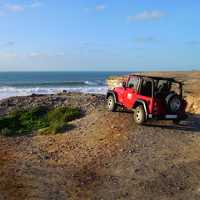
[128,74,182,84]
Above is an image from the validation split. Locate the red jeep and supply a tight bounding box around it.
[106,74,187,125]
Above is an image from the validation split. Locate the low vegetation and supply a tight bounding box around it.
[0,106,81,136]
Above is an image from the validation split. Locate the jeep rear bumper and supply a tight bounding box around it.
[148,113,188,120]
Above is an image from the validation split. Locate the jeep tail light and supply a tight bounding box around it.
[153,102,158,113]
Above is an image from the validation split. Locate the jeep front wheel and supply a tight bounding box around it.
[107,96,116,112]
[134,105,145,125]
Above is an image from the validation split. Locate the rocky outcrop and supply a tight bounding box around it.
[0,93,106,117]
[186,95,200,114]
[106,75,127,89]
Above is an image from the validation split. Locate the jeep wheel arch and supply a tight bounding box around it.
[133,100,148,120]
[106,90,117,103]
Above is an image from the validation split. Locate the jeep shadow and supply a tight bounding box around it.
[143,114,200,133]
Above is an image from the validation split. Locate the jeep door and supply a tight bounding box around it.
[137,79,154,113]
[123,76,139,109]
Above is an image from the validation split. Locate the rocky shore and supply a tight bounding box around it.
[0,92,106,117]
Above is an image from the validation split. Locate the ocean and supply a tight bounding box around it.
[0,71,129,100]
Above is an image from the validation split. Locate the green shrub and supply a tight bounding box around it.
[63,107,81,122]
[0,106,81,136]
[48,107,81,122]
[0,128,12,136]
[49,121,68,134]
[0,117,10,129]
[19,107,49,132]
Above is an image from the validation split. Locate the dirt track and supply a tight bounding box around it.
[1,100,200,200]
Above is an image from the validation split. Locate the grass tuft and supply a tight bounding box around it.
[0,106,81,136]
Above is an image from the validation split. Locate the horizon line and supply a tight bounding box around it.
[0,69,199,73]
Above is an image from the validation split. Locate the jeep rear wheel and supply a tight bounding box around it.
[134,105,145,125]
[107,96,116,112]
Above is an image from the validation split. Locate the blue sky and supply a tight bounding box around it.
[0,0,199,71]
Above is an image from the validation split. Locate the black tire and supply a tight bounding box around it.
[133,105,146,125]
[107,95,116,112]
[166,93,182,113]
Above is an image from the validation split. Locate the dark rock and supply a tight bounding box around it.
[0,93,106,117]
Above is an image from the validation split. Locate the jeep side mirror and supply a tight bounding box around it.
[122,81,126,88]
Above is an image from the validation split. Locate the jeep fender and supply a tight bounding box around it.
[134,100,148,120]
[106,90,117,103]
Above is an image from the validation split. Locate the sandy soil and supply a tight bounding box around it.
[0,99,200,200]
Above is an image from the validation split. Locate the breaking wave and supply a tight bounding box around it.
[0,86,108,100]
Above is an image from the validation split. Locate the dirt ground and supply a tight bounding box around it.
[1,102,200,200]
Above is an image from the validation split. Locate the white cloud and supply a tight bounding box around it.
[0,0,42,15]
[128,10,166,22]
[5,4,25,12]
[135,37,158,43]
[84,4,106,13]
[28,52,48,58]
[28,52,66,58]
[95,4,106,12]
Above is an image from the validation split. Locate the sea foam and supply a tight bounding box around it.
[0,86,107,100]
